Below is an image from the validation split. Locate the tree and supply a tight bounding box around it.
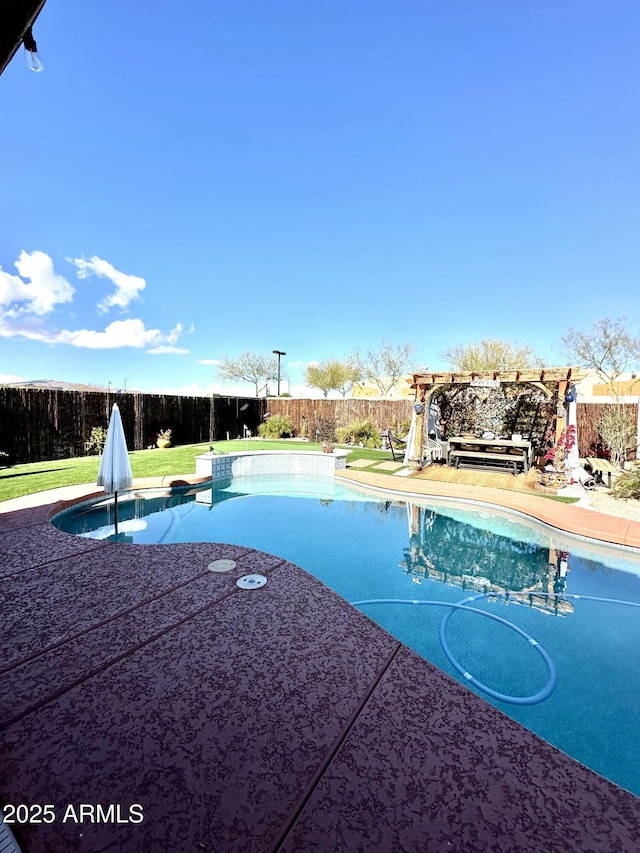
[351,341,416,397]
[564,317,640,468]
[564,318,640,385]
[441,339,539,372]
[334,361,362,397]
[304,359,361,397]
[599,407,638,469]
[216,351,278,397]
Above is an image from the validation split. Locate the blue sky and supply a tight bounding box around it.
[1,0,639,396]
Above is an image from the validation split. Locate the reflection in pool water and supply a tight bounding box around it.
[53,475,640,796]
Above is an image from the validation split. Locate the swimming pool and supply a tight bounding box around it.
[53,474,640,797]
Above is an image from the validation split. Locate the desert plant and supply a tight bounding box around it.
[157,428,172,441]
[311,416,337,446]
[85,426,108,456]
[565,317,640,468]
[442,338,540,371]
[610,464,640,500]
[257,414,294,439]
[598,405,638,469]
[336,417,382,448]
[391,417,412,439]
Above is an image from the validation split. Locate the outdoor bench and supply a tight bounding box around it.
[585,457,618,488]
[450,449,526,476]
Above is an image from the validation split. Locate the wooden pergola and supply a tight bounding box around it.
[405,367,587,468]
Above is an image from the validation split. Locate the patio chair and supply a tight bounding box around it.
[425,437,443,462]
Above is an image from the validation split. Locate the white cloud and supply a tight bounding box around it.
[0,250,188,353]
[68,255,146,313]
[56,319,165,349]
[144,379,330,398]
[290,382,320,397]
[0,250,74,315]
[0,268,25,308]
[162,380,260,397]
[147,345,189,355]
[0,316,174,350]
[198,359,221,366]
[167,323,183,345]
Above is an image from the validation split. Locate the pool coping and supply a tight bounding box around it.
[337,468,640,551]
[1,473,640,851]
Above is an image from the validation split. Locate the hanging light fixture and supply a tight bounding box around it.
[23,27,43,72]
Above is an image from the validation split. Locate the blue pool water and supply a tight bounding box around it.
[53,475,640,796]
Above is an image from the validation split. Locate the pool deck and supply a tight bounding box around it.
[1,474,640,852]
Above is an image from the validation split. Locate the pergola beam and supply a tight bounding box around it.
[409,367,586,390]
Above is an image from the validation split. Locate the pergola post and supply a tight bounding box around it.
[556,380,568,444]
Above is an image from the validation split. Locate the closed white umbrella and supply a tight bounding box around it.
[403,403,425,469]
[97,403,133,534]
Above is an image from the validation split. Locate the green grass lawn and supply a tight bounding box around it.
[0,440,578,506]
[0,440,398,502]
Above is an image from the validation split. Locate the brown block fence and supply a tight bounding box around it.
[264,398,414,438]
[2,389,635,466]
[0,389,263,464]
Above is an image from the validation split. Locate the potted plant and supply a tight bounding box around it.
[157,428,172,449]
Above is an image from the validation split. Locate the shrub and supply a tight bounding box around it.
[85,426,108,456]
[391,417,411,439]
[310,416,337,446]
[611,464,640,500]
[336,418,381,448]
[599,405,637,469]
[257,414,294,439]
[544,425,577,470]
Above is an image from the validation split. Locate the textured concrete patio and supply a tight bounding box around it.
[1,477,640,852]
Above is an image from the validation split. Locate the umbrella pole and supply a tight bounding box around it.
[114,490,119,536]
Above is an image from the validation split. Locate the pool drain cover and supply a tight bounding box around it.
[208,559,237,573]
[236,574,268,590]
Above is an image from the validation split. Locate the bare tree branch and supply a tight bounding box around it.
[216,351,278,396]
[351,341,416,396]
[563,318,640,384]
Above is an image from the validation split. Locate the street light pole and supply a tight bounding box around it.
[272,350,286,397]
